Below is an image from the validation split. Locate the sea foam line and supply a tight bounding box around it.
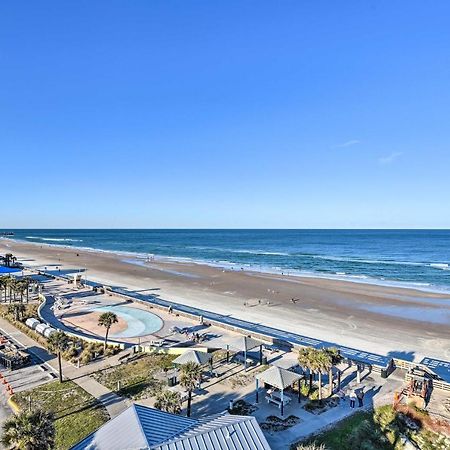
[7,237,450,294]
[26,236,83,242]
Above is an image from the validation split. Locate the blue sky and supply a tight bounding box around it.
[1,1,449,228]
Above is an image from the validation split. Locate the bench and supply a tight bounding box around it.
[265,393,291,409]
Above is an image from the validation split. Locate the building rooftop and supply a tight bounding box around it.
[70,404,271,450]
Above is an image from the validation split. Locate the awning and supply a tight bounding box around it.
[256,366,302,390]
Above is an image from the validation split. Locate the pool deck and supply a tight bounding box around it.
[60,303,164,339]
[40,294,129,347]
[38,278,239,348]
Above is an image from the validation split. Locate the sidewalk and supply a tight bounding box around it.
[260,373,403,449]
[0,317,129,419]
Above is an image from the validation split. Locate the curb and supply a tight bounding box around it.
[7,395,20,414]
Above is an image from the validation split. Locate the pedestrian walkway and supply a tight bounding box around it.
[71,374,129,418]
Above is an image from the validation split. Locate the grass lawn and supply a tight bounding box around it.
[294,405,450,450]
[14,380,108,450]
[92,353,175,400]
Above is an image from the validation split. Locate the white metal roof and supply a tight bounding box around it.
[151,413,271,450]
[70,405,196,450]
[70,405,271,450]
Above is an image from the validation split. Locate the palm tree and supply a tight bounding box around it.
[0,276,8,302]
[325,347,343,396]
[47,331,69,383]
[2,277,14,303]
[154,390,182,414]
[298,347,317,393]
[7,278,22,303]
[8,303,26,322]
[298,348,333,401]
[315,350,333,401]
[179,362,202,417]
[12,279,19,302]
[22,277,32,303]
[14,278,31,303]
[1,409,55,450]
[98,311,118,350]
[3,253,14,267]
[14,279,25,303]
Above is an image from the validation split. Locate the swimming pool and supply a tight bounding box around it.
[91,305,163,338]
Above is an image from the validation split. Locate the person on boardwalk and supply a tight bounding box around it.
[357,389,365,407]
[349,391,357,408]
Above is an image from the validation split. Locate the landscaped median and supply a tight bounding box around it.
[12,380,109,450]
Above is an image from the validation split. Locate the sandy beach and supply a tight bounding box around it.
[1,239,449,362]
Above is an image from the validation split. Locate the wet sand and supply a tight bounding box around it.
[1,239,449,361]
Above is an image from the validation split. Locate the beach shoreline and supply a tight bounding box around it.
[3,236,450,295]
[1,238,449,362]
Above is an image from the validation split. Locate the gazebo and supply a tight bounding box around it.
[226,336,264,368]
[172,350,213,389]
[173,350,212,367]
[255,366,303,416]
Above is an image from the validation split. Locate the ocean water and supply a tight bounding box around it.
[3,229,450,292]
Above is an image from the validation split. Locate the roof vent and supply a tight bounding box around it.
[225,429,235,439]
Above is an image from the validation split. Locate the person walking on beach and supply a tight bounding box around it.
[349,391,357,408]
[357,389,365,407]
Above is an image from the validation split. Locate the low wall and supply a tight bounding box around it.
[136,345,210,355]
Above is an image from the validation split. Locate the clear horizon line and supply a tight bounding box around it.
[2,227,450,231]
